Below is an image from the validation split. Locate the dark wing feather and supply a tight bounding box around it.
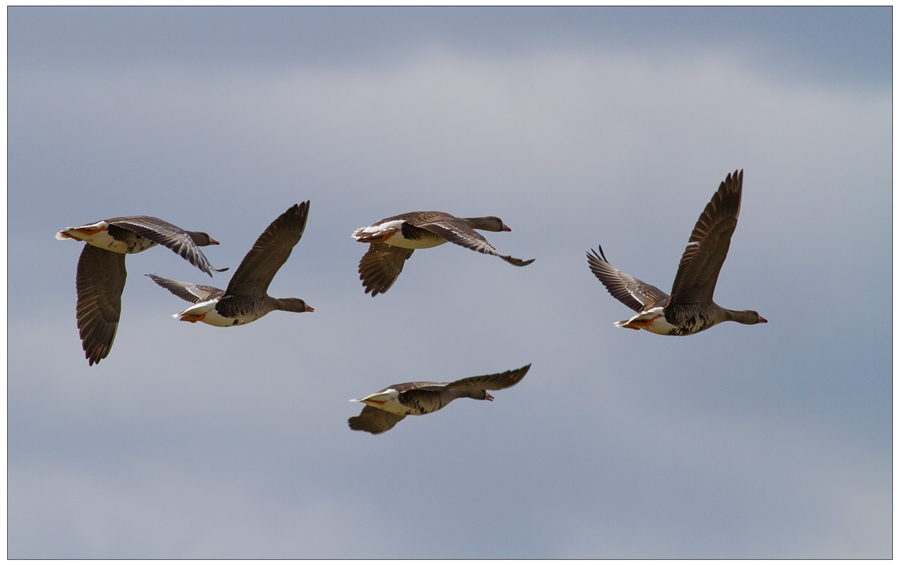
[417,218,534,266]
[145,273,224,304]
[668,170,742,308]
[386,211,456,225]
[226,202,310,297]
[75,245,127,366]
[106,216,221,276]
[386,381,446,393]
[446,364,531,392]
[348,405,406,435]
[417,217,498,255]
[358,243,414,297]
[586,246,669,312]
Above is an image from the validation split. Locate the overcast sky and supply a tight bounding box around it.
[7,6,891,559]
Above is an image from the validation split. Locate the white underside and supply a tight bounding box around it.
[351,389,410,415]
[615,307,677,335]
[353,220,445,250]
[56,222,157,254]
[175,299,260,327]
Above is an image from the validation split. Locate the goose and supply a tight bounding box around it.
[56,215,226,365]
[586,169,766,335]
[348,363,531,435]
[148,202,313,326]
[352,211,535,296]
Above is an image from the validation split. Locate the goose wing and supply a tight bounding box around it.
[75,245,127,366]
[358,242,415,297]
[226,202,310,297]
[348,405,406,435]
[586,246,669,312]
[145,273,224,304]
[392,381,446,393]
[445,364,532,392]
[668,169,743,308]
[106,216,223,276]
[417,217,534,266]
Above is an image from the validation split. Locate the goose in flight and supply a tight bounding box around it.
[148,202,313,326]
[352,211,534,296]
[56,215,225,365]
[586,169,766,335]
[348,364,531,435]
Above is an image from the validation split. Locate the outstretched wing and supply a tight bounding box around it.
[418,218,534,266]
[358,243,415,297]
[586,246,669,312]
[75,245,127,366]
[145,273,224,304]
[446,364,532,392]
[106,216,223,276]
[348,405,407,435]
[668,170,742,307]
[226,202,310,297]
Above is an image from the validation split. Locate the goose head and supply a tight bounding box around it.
[464,216,510,232]
[274,298,315,313]
[185,231,220,246]
[727,309,767,325]
[461,389,494,401]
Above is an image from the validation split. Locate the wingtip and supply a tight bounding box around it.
[501,255,535,267]
[291,200,312,218]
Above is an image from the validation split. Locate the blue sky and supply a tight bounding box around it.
[7,6,892,558]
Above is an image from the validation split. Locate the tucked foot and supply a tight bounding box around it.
[179,313,207,323]
[354,228,399,244]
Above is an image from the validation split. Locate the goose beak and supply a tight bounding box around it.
[501,224,511,232]
[485,393,494,401]
[305,305,315,313]
[758,315,768,323]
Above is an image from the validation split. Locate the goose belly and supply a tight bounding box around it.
[57,222,157,254]
[379,400,416,416]
[616,307,679,335]
[641,317,679,335]
[353,220,445,249]
[356,390,413,416]
[383,229,445,250]
[175,299,264,327]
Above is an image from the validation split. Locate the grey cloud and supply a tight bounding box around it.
[8,7,890,559]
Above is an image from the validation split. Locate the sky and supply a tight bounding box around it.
[7,6,892,559]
